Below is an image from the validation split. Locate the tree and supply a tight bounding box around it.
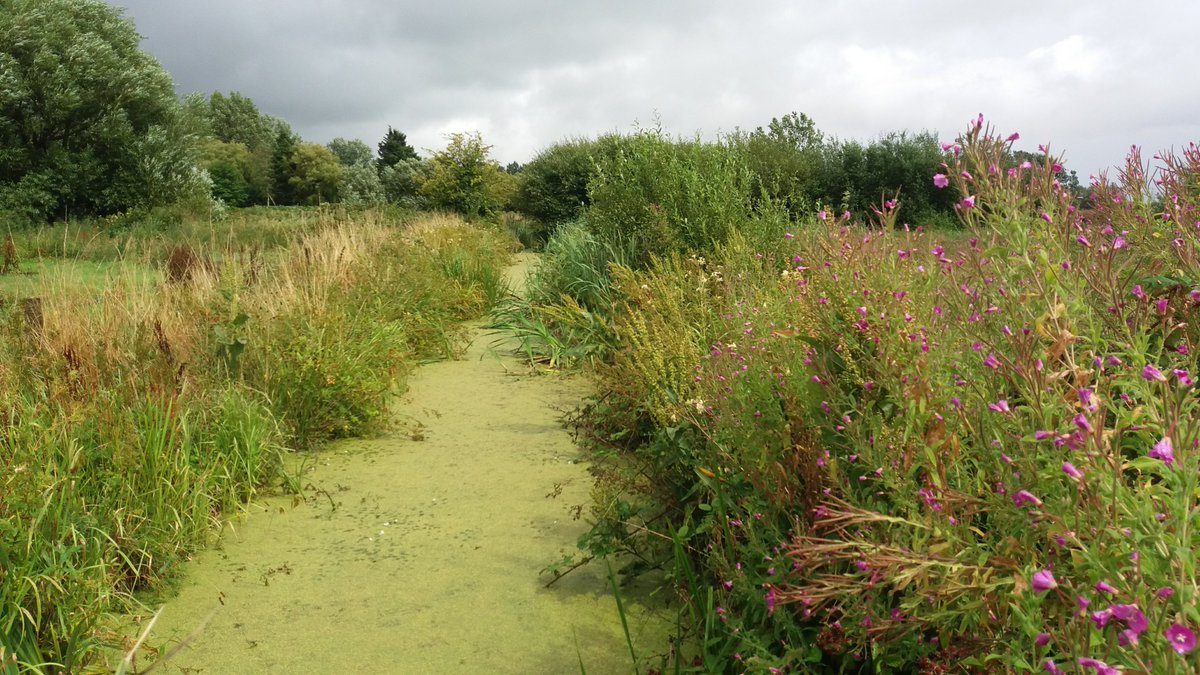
[270,127,300,205]
[377,127,419,170]
[732,112,825,217]
[512,135,623,227]
[207,161,249,206]
[379,158,427,206]
[0,0,204,220]
[287,143,343,205]
[327,138,374,167]
[419,132,509,218]
[340,164,385,205]
[207,92,272,150]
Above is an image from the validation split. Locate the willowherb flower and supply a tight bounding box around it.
[1013,490,1043,507]
[1076,658,1119,675]
[1074,413,1093,433]
[1035,430,1054,441]
[1062,462,1084,480]
[988,399,1010,413]
[983,353,1001,369]
[1094,581,1117,595]
[961,195,976,209]
[933,173,949,189]
[1143,364,1167,382]
[1078,388,1098,412]
[1174,369,1194,386]
[1166,624,1196,654]
[1110,604,1148,635]
[1032,569,1057,593]
[1150,436,1175,467]
[1156,587,1175,600]
[1043,661,1063,675]
[1035,632,1051,647]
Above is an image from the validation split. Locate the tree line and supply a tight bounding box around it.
[0,0,519,224]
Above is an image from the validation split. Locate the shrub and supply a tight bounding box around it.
[512,134,624,236]
[566,118,1200,672]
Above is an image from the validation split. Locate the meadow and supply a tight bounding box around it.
[0,207,513,673]
[507,121,1200,673]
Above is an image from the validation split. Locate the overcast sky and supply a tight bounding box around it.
[107,1,1198,179]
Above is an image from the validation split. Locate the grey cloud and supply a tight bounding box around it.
[110,1,1200,175]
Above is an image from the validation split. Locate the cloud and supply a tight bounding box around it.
[110,0,1200,176]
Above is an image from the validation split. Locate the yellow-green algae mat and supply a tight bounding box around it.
[124,255,673,673]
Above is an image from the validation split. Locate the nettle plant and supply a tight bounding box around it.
[773,118,1200,673]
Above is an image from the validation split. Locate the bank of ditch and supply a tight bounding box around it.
[122,253,673,674]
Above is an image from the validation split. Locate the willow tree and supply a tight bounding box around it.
[0,0,203,220]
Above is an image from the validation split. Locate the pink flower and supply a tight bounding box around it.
[1143,364,1167,382]
[1094,581,1118,595]
[1032,569,1057,593]
[817,210,827,221]
[1076,658,1118,675]
[1013,490,1043,507]
[1074,413,1092,433]
[1078,388,1098,412]
[1166,623,1196,654]
[1007,132,1020,142]
[1174,369,1194,386]
[1150,436,1175,467]
[1043,661,1063,675]
[933,173,949,189]
[988,399,1010,413]
[1062,462,1084,480]
[1110,604,1147,635]
[960,195,976,209]
[983,353,1001,369]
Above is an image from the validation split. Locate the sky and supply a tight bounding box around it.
[107,1,1199,179]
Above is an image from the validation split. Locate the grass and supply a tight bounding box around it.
[0,207,514,672]
[0,259,157,297]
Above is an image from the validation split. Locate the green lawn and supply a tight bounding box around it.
[0,258,158,297]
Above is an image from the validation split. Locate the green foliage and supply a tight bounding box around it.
[379,158,428,206]
[586,128,766,266]
[419,132,511,218]
[512,134,623,232]
[340,163,386,205]
[206,92,273,150]
[270,127,300,205]
[287,143,343,205]
[0,209,513,670]
[376,126,419,170]
[0,0,203,220]
[815,130,958,225]
[327,137,374,167]
[207,161,250,206]
[730,111,825,216]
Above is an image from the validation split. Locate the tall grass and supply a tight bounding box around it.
[0,209,512,671]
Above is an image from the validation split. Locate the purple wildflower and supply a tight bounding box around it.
[1076,658,1119,675]
[983,353,1001,369]
[1032,569,1057,593]
[1166,624,1197,654]
[1062,462,1084,480]
[933,173,949,189]
[1143,364,1167,382]
[1013,490,1043,507]
[1150,436,1175,467]
[1094,581,1118,595]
